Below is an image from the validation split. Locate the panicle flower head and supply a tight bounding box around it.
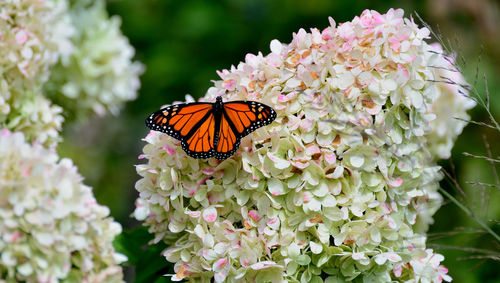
[46,0,144,119]
[0,130,125,282]
[0,0,73,146]
[135,9,471,282]
[0,0,73,82]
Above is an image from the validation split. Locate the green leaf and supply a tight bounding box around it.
[113,226,153,265]
[113,226,175,283]
[325,276,345,283]
[300,269,312,283]
[286,261,299,275]
[134,242,172,283]
[325,246,343,255]
[296,254,311,265]
[308,265,321,275]
[310,275,323,283]
[316,253,331,268]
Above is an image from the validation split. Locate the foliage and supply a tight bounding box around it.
[113,227,173,283]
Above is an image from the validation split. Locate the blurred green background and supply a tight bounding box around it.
[58,0,500,282]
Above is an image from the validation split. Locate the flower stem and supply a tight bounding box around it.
[438,187,500,243]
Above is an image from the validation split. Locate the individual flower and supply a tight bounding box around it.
[45,0,144,119]
[0,0,73,146]
[0,130,125,282]
[394,248,452,283]
[135,9,468,282]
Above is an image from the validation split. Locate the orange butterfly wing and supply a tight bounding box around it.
[223,101,276,137]
[214,101,276,159]
[183,112,216,159]
[146,99,276,160]
[214,113,238,159]
[145,103,217,158]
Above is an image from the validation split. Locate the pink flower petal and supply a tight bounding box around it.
[163,144,176,155]
[388,177,403,188]
[293,161,310,169]
[382,203,392,214]
[17,62,29,77]
[203,207,217,223]
[385,215,397,229]
[306,145,320,155]
[185,211,201,217]
[250,261,277,270]
[267,218,278,224]
[248,210,260,221]
[300,118,313,130]
[15,29,28,44]
[216,258,228,268]
[393,263,403,277]
[439,265,448,273]
[222,79,236,90]
[324,153,336,165]
[303,191,311,203]
[21,167,31,178]
[202,168,215,175]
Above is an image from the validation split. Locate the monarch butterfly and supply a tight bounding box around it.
[145,96,277,159]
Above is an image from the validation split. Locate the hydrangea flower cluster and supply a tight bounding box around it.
[0,0,143,146]
[0,130,125,282]
[135,9,472,282]
[0,0,73,147]
[0,0,139,279]
[46,0,144,118]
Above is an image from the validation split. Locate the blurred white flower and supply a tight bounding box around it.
[425,44,475,159]
[134,8,466,282]
[0,0,73,146]
[0,130,124,282]
[0,0,73,82]
[46,0,144,119]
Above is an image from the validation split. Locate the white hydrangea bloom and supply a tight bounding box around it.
[0,0,73,147]
[135,9,469,282]
[46,0,144,118]
[425,44,475,159]
[0,0,73,82]
[0,130,125,282]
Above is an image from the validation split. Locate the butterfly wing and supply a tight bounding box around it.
[223,101,277,137]
[182,111,217,159]
[214,101,276,159]
[214,113,239,159]
[145,102,217,158]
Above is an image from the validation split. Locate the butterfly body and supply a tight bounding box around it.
[146,96,276,159]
